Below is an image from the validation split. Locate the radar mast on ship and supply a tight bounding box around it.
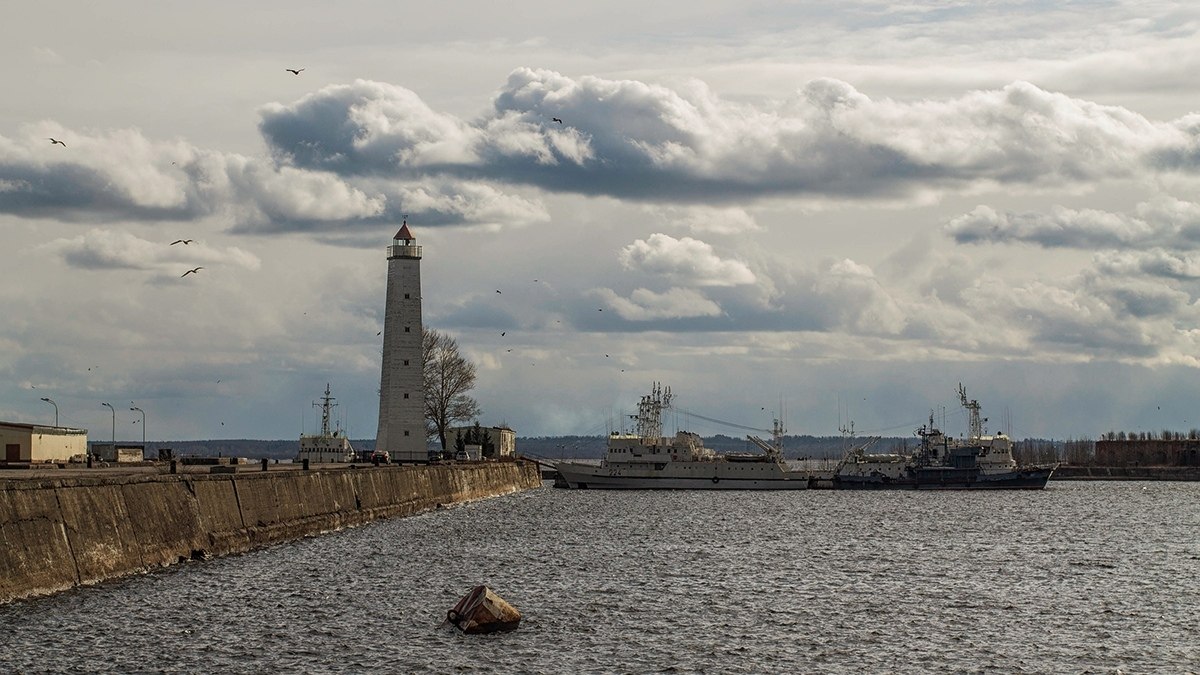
[315,383,339,438]
[631,382,672,442]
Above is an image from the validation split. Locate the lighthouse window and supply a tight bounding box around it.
[404,430,410,436]
[403,360,409,366]
[404,294,411,299]
[405,326,410,332]
[403,393,409,399]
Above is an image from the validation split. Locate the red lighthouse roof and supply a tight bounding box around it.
[394,222,414,241]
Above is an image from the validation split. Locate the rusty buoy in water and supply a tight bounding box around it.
[443,585,522,634]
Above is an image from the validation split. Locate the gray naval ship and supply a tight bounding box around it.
[832,384,1056,490]
[554,383,811,490]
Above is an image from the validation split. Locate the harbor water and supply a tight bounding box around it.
[2,481,1197,673]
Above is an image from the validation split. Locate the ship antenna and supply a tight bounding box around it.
[633,382,672,442]
[957,383,982,441]
[313,383,338,437]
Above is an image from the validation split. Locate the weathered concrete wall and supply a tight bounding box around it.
[0,461,541,604]
[1053,465,1200,480]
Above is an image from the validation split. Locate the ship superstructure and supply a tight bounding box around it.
[554,384,811,490]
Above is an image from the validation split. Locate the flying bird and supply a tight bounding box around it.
[170,239,193,245]
[48,138,66,146]
[551,117,563,124]
[286,68,305,75]
[501,331,506,336]
[181,267,204,277]
[496,289,502,294]
[377,331,382,336]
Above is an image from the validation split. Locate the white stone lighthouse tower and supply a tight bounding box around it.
[376,220,427,463]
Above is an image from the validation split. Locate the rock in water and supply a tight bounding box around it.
[444,585,521,634]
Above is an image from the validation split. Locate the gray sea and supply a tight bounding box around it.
[2,481,1197,674]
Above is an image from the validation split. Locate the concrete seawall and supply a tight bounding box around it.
[1052,465,1200,481]
[0,461,541,604]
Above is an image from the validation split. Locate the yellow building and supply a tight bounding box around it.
[0,421,89,464]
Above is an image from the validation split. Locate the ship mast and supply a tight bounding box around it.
[632,382,672,442]
[957,383,983,441]
[314,383,338,437]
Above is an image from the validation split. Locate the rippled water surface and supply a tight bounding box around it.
[3,481,1198,673]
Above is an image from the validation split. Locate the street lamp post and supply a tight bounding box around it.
[131,406,145,448]
[40,397,58,427]
[101,402,115,454]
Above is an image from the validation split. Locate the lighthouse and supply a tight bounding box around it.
[376,220,428,463]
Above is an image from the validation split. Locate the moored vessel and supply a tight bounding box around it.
[296,383,358,463]
[554,384,811,490]
[831,384,1056,489]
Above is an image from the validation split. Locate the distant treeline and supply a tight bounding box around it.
[95,432,1199,467]
[508,434,883,460]
[1100,429,1200,441]
[116,435,870,461]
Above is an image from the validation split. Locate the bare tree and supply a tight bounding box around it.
[423,328,482,451]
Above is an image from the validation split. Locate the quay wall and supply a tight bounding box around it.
[1052,465,1200,481]
[0,462,541,604]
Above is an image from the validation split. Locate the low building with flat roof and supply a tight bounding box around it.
[92,443,146,463]
[0,421,88,464]
[448,424,516,458]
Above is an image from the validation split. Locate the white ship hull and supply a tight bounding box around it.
[555,461,811,490]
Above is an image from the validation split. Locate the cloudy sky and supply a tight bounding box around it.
[6,1,1200,444]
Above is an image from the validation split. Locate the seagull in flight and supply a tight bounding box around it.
[551,117,563,124]
[170,239,193,245]
[286,68,305,75]
[48,138,66,146]
[181,267,204,277]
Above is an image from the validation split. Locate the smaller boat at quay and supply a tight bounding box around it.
[831,384,1057,490]
[554,383,811,490]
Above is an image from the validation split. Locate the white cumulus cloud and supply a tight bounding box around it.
[619,233,755,286]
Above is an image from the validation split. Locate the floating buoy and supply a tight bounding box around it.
[443,585,522,634]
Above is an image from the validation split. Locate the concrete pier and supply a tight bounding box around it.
[0,460,541,604]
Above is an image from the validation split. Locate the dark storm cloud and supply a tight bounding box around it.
[946,205,1157,249]
[1093,250,1200,280]
[257,71,1192,203]
[946,198,1200,252]
[0,126,545,239]
[0,161,206,221]
[5,71,1195,236]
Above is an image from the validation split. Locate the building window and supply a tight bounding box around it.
[403,359,409,366]
[404,293,410,299]
[405,326,410,332]
[404,430,410,436]
[403,393,409,399]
